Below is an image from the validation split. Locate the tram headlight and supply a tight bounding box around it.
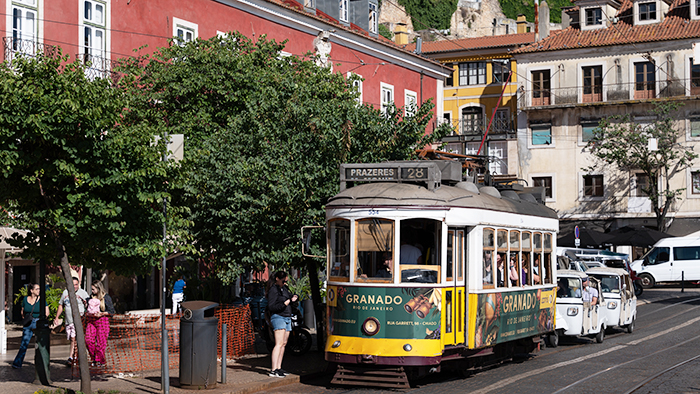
[403,344,413,352]
[332,340,341,348]
[362,317,381,336]
[607,301,618,309]
[567,307,579,316]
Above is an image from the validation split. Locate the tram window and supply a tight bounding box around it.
[445,290,453,333]
[533,253,543,285]
[522,232,531,250]
[509,252,521,286]
[329,219,351,280]
[497,230,507,252]
[356,219,394,282]
[483,228,496,288]
[457,230,464,281]
[522,252,532,285]
[400,218,441,284]
[544,233,552,251]
[543,252,553,284]
[496,252,507,287]
[447,231,454,282]
[533,232,542,251]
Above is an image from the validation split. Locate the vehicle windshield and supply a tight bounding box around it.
[641,247,670,265]
[590,274,619,293]
[556,277,582,298]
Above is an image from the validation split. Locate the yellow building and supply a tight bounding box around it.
[410,27,535,178]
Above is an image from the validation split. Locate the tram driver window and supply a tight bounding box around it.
[483,229,495,288]
[400,218,441,283]
[356,219,394,282]
[329,219,351,280]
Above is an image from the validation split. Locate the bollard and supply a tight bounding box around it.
[221,323,227,384]
[682,271,685,293]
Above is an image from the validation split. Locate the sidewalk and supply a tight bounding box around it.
[0,325,328,394]
[1,286,698,394]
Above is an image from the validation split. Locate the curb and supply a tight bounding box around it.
[226,374,301,394]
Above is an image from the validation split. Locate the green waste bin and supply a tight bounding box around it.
[179,301,219,389]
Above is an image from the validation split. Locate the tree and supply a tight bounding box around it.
[0,51,182,393]
[586,102,698,231]
[117,32,452,341]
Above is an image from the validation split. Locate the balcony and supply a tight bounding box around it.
[81,53,115,81]
[3,38,57,64]
[519,79,695,109]
[441,115,514,143]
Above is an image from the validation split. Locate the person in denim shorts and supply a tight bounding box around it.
[266,271,298,377]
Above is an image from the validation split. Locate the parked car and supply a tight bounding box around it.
[630,235,698,288]
[586,267,637,334]
[550,270,608,347]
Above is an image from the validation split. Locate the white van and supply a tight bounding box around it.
[629,235,698,288]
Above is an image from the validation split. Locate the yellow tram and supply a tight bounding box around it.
[324,161,559,387]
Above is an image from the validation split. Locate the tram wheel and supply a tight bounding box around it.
[639,273,655,289]
[547,331,559,348]
[595,327,605,343]
[626,317,635,334]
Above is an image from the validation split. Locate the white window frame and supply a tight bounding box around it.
[530,173,556,203]
[581,6,603,30]
[635,0,659,25]
[173,17,198,45]
[579,172,605,201]
[579,118,600,146]
[528,122,555,149]
[630,171,651,197]
[79,0,109,76]
[687,113,700,141]
[692,0,700,20]
[9,0,38,56]
[339,0,348,23]
[369,2,378,34]
[348,72,363,105]
[404,89,417,116]
[380,82,394,115]
[687,167,700,198]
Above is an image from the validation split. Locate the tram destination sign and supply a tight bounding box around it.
[339,162,459,191]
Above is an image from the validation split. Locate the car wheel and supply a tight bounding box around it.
[639,273,655,289]
[626,317,635,334]
[596,327,605,343]
[547,331,559,348]
[634,281,643,297]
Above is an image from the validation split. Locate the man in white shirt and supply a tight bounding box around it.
[54,278,90,365]
[400,242,422,265]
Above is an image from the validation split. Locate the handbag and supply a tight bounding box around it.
[22,298,37,327]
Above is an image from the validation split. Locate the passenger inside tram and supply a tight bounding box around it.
[400,218,440,283]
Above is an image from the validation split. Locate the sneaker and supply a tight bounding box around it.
[11,364,20,369]
[269,370,284,378]
[67,357,73,365]
[277,369,290,376]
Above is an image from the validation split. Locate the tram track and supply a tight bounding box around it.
[622,353,700,394]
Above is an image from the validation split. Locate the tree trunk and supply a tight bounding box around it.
[305,257,324,349]
[56,238,92,393]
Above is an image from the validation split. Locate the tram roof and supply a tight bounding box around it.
[327,182,558,220]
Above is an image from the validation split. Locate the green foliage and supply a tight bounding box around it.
[0,50,184,275]
[498,0,572,24]
[585,102,697,230]
[116,32,451,283]
[13,280,62,321]
[398,0,458,30]
[378,24,394,40]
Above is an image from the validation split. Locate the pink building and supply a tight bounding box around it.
[6,0,448,118]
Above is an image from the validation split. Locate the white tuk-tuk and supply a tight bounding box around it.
[586,267,637,334]
[549,269,609,347]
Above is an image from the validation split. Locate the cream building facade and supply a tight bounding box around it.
[514,0,700,235]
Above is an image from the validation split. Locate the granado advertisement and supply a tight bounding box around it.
[327,286,441,340]
[474,288,556,348]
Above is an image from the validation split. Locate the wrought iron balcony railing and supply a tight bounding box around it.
[3,38,57,63]
[440,116,514,142]
[518,79,699,108]
[81,53,115,80]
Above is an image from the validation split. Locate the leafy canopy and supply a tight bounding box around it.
[585,102,697,230]
[117,32,452,282]
[0,51,180,274]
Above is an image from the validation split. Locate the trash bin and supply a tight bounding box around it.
[179,301,219,389]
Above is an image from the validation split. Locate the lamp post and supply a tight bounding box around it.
[160,134,183,394]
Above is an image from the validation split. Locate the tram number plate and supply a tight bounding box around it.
[401,167,428,180]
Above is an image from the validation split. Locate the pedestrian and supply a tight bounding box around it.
[172,274,186,314]
[266,271,298,378]
[54,277,90,365]
[85,280,115,367]
[13,283,49,369]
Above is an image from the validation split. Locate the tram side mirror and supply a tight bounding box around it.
[301,226,325,258]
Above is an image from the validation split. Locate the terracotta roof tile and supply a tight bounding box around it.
[515,0,700,53]
[405,32,537,54]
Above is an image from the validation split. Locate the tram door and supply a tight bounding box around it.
[444,228,466,346]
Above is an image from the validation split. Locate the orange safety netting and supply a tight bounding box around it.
[71,304,255,376]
